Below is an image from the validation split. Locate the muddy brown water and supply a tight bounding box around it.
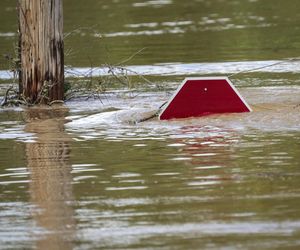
[1,0,300,249]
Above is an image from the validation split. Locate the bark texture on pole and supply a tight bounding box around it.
[19,0,64,104]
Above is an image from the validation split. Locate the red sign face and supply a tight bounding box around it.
[159,77,252,120]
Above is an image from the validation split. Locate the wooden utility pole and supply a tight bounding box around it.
[18,0,64,104]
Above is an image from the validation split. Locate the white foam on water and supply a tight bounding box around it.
[65,86,300,142]
[1,60,300,80]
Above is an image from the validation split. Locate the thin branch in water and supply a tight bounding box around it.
[64,25,98,39]
[116,47,147,66]
[229,57,300,78]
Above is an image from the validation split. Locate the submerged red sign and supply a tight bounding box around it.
[159,77,252,120]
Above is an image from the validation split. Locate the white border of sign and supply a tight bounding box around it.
[158,76,252,120]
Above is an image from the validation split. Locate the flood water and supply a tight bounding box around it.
[1,0,300,249]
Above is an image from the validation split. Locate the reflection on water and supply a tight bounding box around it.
[24,107,75,250]
[0,99,299,248]
[68,130,300,249]
[0,0,300,248]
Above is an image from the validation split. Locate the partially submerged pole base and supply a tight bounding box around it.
[18,0,64,104]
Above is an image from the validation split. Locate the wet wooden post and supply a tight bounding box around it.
[18,0,64,104]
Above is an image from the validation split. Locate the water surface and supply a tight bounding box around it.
[0,0,300,249]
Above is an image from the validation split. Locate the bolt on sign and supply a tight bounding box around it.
[159,77,252,120]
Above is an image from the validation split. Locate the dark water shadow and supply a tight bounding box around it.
[24,106,75,250]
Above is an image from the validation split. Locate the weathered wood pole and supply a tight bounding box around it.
[18,0,64,104]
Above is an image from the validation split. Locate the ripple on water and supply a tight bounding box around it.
[77,220,300,248]
[112,172,141,178]
[0,127,35,142]
[0,167,30,186]
[105,186,148,191]
[132,0,173,8]
[0,202,46,248]
[194,165,222,170]
[71,164,104,174]
[2,60,300,80]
